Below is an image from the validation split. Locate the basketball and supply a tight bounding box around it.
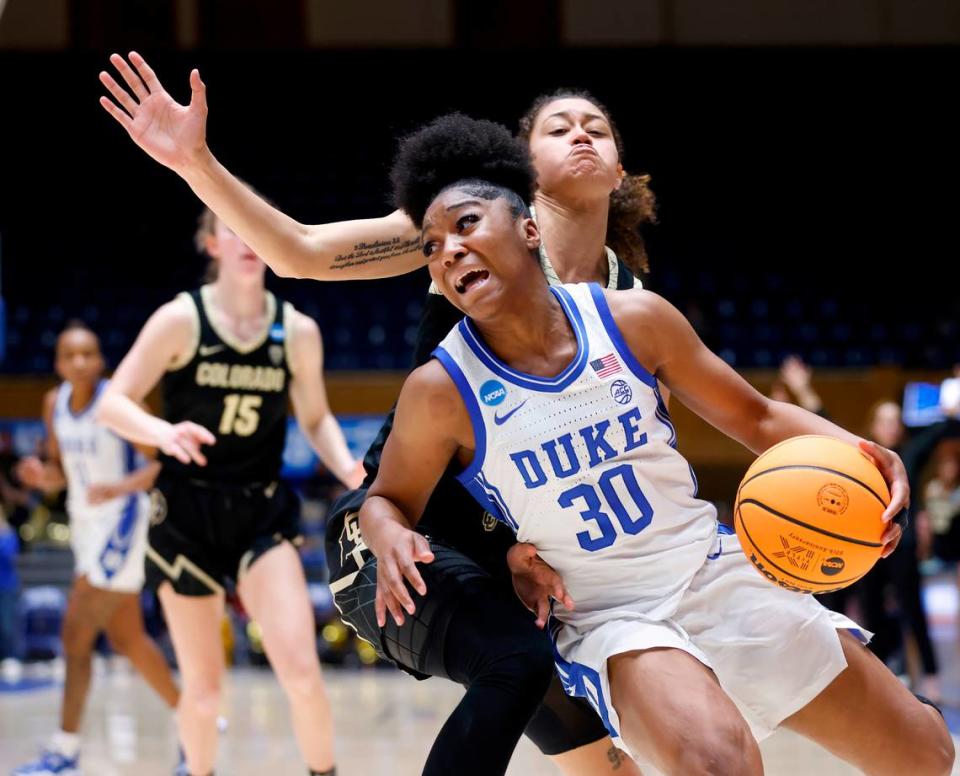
[734,435,889,594]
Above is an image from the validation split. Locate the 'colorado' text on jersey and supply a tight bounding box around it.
[161,287,293,483]
[434,283,718,629]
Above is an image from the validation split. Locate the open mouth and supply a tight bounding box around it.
[454,268,490,295]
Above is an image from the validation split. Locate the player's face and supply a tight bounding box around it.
[422,188,541,321]
[55,330,104,387]
[527,97,623,202]
[205,219,265,283]
[870,402,904,449]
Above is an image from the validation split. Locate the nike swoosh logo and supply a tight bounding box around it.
[494,400,528,425]
[199,344,225,357]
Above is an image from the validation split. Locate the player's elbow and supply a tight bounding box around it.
[268,251,307,279]
[94,391,119,428]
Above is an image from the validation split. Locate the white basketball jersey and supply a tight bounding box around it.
[434,283,718,628]
[52,379,140,522]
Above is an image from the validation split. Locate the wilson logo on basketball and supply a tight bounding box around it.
[821,556,846,576]
[816,483,850,515]
[748,554,808,594]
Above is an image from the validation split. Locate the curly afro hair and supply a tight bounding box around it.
[391,113,536,229]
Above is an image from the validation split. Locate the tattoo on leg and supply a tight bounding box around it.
[608,744,624,770]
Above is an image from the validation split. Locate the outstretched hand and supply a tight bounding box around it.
[99,51,210,174]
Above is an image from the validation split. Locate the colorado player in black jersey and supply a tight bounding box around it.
[97,204,363,776]
[100,52,649,775]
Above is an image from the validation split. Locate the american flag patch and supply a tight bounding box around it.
[590,353,622,378]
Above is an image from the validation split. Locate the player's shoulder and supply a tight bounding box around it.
[408,358,458,396]
[601,286,668,324]
[402,360,463,418]
[285,304,320,341]
[152,292,199,331]
[394,360,471,446]
[42,385,60,416]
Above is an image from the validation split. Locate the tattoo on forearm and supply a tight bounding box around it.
[331,237,420,270]
[608,744,624,770]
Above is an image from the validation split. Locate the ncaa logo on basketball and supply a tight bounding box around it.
[479,380,507,406]
[610,379,632,405]
[269,344,284,366]
[821,556,845,576]
[817,484,849,515]
[269,323,285,342]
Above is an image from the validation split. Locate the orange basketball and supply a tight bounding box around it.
[734,435,889,594]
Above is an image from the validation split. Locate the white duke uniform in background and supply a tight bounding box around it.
[53,379,148,593]
[434,282,866,757]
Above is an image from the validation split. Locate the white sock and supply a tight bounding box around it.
[50,730,81,759]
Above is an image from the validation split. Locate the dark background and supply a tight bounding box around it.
[1,45,957,372]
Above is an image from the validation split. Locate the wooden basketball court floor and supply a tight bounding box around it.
[3,576,960,775]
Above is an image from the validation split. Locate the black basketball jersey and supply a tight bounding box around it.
[160,287,292,483]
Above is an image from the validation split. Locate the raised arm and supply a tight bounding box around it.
[99,52,422,281]
[360,361,471,626]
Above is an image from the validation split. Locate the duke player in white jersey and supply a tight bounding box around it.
[359,115,954,776]
[14,321,180,776]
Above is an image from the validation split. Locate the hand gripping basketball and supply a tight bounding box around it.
[734,435,908,594]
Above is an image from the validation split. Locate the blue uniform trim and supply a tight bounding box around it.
[458,287,589,393]
[65,378,108,420]
[548,618,619,740]
[707,522,736,560]
[476,472,519,531]
[98,493,139,579]
[432,347,487,485]
[587,284,657,389]
[122,440,137,475]
[95,439,143,578]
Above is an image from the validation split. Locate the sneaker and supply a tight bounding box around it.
[12,750,80,776]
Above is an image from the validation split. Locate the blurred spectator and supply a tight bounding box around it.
[924,443,960,565]
[778,355,827,416]
[0,509,20,662]
[857,400,960,702]
[0,435,32,532]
